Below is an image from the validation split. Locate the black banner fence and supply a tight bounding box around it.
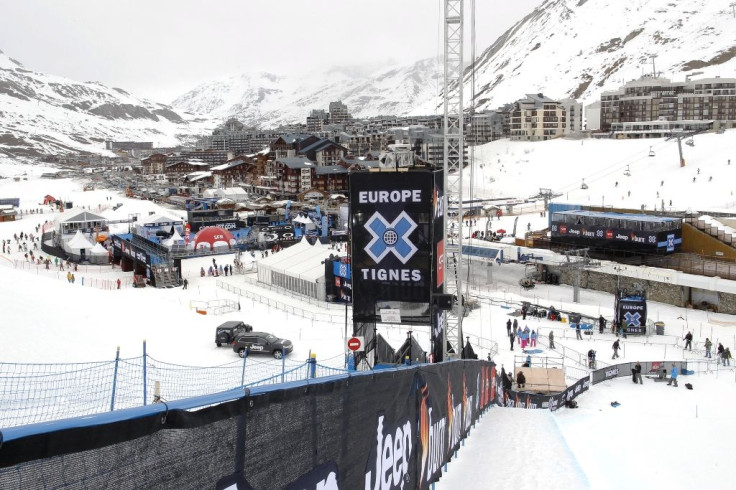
[0,358,603,489]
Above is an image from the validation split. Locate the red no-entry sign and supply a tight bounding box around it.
[347,336,365,352]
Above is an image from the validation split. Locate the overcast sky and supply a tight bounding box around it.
[0,0,541,103]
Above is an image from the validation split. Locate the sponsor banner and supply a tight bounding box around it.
[111,236,150,265]
[550,223,682,253]
[260,225,296,244]
[593,361,687,385]
[498,375,590,411]
[192,219,240,233]
[333,261,351,279]
[350,171,434,323]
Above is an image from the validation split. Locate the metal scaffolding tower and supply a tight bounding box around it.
[443,0,464,359]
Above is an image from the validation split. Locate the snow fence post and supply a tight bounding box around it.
[240,348,248,387]
[110,346,120,412]
[143,340,148,406]
[281,348,286,384]
[308,353,317,379]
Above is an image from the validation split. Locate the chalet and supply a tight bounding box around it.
[141,153,168,175]
[165,160,210,181]
[211,158,254,188]
[298,139,348,166]
[270,134,319,159]
[313,165,349,193]
[268,156,315,198]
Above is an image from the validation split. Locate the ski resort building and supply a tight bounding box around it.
[600,75,736,133]
[510,94,577,141]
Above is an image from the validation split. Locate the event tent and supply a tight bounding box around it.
[256,238,345,301]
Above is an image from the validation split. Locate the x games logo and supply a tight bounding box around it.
[364,211,418,264]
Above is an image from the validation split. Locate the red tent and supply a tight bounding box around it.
[191,226,236,250]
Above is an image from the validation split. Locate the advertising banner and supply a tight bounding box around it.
[350,171,433,324]
[550,222,682,253]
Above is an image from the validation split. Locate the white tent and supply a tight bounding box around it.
[162,229,186,248]
[90,243,109,256]
[256,238,344,300]
[66,230,95,251]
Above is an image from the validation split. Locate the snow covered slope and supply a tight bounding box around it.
[0,49,215,157]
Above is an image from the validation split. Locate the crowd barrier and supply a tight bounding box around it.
[0,360,499,489]
[6,353,680,487]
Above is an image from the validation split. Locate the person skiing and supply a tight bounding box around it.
[549,330,555,350]
[683,331,693,350]
[612,339,621,359]
[704,338,712,358]
[667,363,679,387]
[632,362,643,384]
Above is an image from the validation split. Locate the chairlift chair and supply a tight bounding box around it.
[581,179,588,190]
[623,165,631,177]
[685,138,695,147]
[648,146,655,157]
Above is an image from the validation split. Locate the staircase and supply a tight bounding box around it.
[152,265,180,288]
[685,215,736,250]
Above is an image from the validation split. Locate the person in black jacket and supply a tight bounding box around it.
[516,370,526,389]
[684,331,693,350]
[612,339,621,359]
[632,362,643,384]
[599,315,606,334]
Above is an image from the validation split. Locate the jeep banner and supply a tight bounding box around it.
[350,171,435,324]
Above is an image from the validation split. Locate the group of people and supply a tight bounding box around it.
[694,335,732,366]
[506,319,538,351]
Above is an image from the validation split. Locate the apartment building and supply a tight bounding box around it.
[510,94,569,141]
[600,75,736,134]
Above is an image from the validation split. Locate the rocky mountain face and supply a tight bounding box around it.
[0,49,212,157]
[174,0,736,125]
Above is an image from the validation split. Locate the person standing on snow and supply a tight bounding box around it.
[576,322,583,340]
[704,338,713,358]
[506,319,512,336]
[612,339,621,359]
[717,343,725,361]
[684,331,693,350]
[632,362,643,384]
[723,348,732,367]
[549,330,555,350]
[667,363,679,387]
[530,330,537,347]
[509,331,515,351]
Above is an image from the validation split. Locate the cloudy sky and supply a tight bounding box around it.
[0,0,541,103]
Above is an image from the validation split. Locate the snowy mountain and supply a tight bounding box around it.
[0,49,215,157]
[173,0,736,125]
[171,59,444,128]
[466,0,736,111]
